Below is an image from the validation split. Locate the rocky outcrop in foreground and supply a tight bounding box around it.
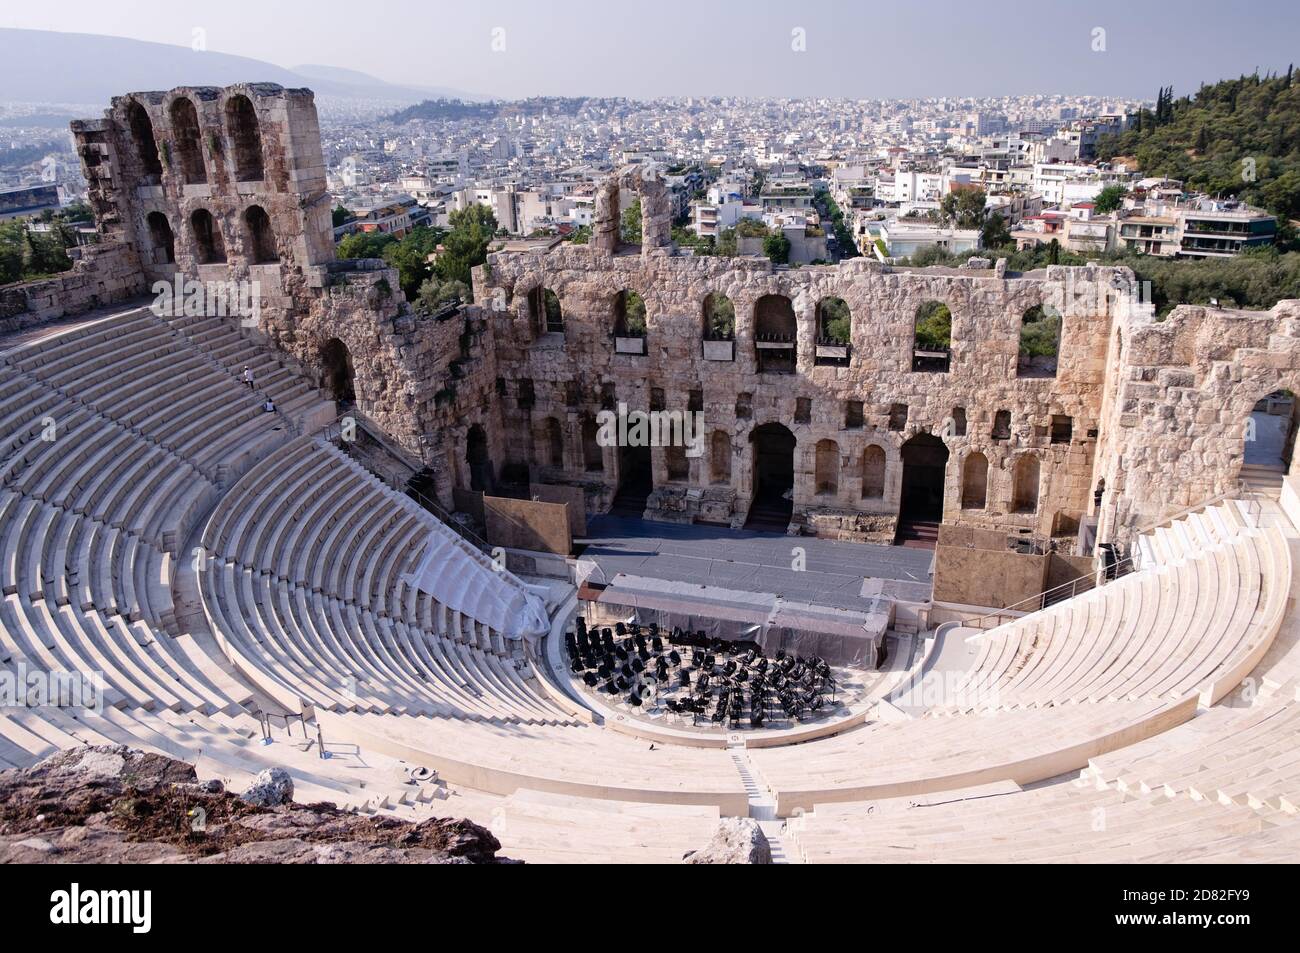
[0,746,511,864]
[682,817,772,864]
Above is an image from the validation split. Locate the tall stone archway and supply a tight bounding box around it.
[466,424,493,493]
[319,338,356,405]
[899,432,949,524]
[747,422,796,530]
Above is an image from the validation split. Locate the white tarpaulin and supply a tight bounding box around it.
[406,528,549,641]
[594,573,889,667]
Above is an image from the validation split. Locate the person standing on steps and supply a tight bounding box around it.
[243,365,255,389]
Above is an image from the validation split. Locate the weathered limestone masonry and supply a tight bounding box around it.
[54,84,463,476]
[46,86,1300,552]
[0,242,144,334]
[479,231,1121,542]
[1097,297,1300,543]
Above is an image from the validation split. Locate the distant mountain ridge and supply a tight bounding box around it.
[0,29,477,106]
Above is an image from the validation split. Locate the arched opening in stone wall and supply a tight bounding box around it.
[613,289,647,337]
[1018,304,1062,378]
[899,433,949,523]
[582,415,605,474]
[543,417,564,468]
[145,212,175,265]
[962,451,989,509]
[861,444,887,499]
[466,424,493,493]
[243,205,277,264]
[1243,390,1299,479]
[190,209,226,264]
[1012,454,1041,513]
[611,410,652,516]
[126,100,162,183]
[815,297,852,367]
[912,300,951,372]
[815,439,840,496]
[702,293,735,340]
[950,406,967,437]
[529,287,564,335]
[169,97,207,185]
[225,94,265,182]
[710,430,731,484]
[747,422,796,529]
[319,338,356,405]
[992,409,1012,441]
[755,294,797,374]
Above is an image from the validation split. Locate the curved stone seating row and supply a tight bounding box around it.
[202,561,570,724]
[0,703,423,814]
[318,708,750,814]
[748,696,1197,815]
[0,380,214,555]
[203,439,432,623]
[490,788,723,864]
[2,309,303,485]
[0,582,247,716]
[203,438,532,644]
[1085,681,1300,812]
[155,312,326,424]
[950,514,1289,711]
[783,775,1291,863]
[1,491,174,628]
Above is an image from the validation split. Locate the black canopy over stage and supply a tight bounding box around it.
[588,572,892,668]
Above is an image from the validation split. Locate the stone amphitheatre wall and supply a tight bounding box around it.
[478,245,1121,541]
[1098,298,1300,542]
[42,83,1300,555]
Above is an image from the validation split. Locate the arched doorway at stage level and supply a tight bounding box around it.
[319,338,356,405]
[1243,390,1299,491]
[897,432,949,547]
[612,439,653,517]
[466,424,493,493]
[746,422,796,530]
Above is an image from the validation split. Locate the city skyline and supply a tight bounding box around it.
[3,0,1300,101]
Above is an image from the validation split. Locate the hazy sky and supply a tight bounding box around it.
[5,0,1300,100]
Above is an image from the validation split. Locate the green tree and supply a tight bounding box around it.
[567,224,592,245]
[763,231,791,264]
[818,297,851,343]
[914,300,952,350]
[1094,184,1129,214]
[704,293,735,339]
[620,198,642,244]
[415,276,469,313]
[434,204,497,296]
[980,212,1012,249]
[337,231,396,260]
[715,226,738,257]
[940,187,987,228]
[331,205,353,228]
[1019,305,1062,356]
[0,221,26,284]
[382,226,444,300]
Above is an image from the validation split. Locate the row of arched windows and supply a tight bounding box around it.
[537,419,1042,514]
[959,452,1039,512]
[526,286,1062,376]
[143,206,277,267]
[125,94,265,188]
